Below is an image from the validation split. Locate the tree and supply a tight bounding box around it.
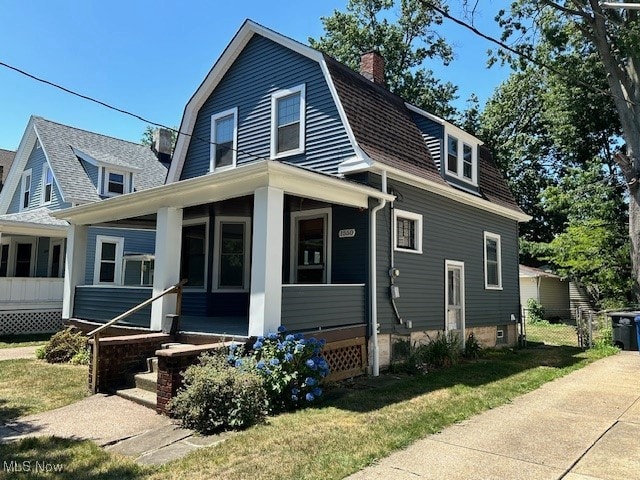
[309,0,460,119]
[487,1,640,300]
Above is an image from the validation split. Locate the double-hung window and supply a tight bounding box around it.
[94,236,124,284]
[271,84,305,158]
[484,231,502,289]
[445,134,477,186]
[20,169,32,210]
[107,171,125,195]
[42,164,53,204]
[393,209,423,254]
[210,108,238,172]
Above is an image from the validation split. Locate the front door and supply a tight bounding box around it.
[446,260,465,341]
[292,209,330,284]
[14,242,34,277]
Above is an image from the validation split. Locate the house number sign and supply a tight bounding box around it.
[338,228,356,238]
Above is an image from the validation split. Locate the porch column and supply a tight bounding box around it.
[150,207,183,330]
[62,224,88,319]
[249,186,284,337]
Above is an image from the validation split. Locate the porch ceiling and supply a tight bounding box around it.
[53,161,395,225]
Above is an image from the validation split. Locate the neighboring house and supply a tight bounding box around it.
[0,116,167,334]
[519,265,571,320]
[0,148,16,192]
[55,21,530,373]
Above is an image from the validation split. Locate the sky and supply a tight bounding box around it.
[0,0,512,151]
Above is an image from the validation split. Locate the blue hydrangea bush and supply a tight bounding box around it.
[228,326,330,413]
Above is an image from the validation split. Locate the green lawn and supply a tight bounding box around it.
[525,321,579,346]
[0,359,88,423]
[0,334,51,349]
[0,346,617,480]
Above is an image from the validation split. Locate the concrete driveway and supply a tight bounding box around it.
[347,351,640,480]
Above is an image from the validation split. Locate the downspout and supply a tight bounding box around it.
[370,170,387,377]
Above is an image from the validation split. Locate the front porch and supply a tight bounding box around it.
[57,161,390,340]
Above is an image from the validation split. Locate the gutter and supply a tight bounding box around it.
[370,170,388,377]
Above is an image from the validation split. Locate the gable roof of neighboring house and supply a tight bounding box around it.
[0,116,167,214]
[519,265,562,279]
[167,20,528,222]
[0,149,15,186]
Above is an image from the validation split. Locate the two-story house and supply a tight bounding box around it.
[54,20,530,375]
[0,116,167,335]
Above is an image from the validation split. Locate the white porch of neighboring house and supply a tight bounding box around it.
[0,208,68,334]
[55,161,394,341]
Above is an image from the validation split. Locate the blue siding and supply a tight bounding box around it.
[281,285,366,332]
[73,286,152,327]
[182,291,249,317]
[84,227,156,284]
[35,237,50,277]
[372,174,520,334]
[181,34,354,180]
[411,113,444,172]
[8,144,71,213]
[80,159,99,189]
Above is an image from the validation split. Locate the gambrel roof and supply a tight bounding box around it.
[167,20,528,222]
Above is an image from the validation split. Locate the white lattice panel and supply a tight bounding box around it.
[0,310,63,335]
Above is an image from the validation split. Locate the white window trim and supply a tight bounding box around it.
[290,207,332,284]
[445,132,478,187]
[7,237,37,277]
[209,107,239,173]
[270,84,306,159]
[93,235,124,285]
[20,169,32,211]
[102,168,131,197]
[212,216,251,291]
[483,231,503,290]
[393,208,423,254]
[182,217,209,292]
[48,238,65,277]
[41,163,53,205]
[445,259,466,343]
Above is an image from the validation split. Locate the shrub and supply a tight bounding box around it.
[463,332,483,360]
[420,331,460,369]
[169,351,267,434]
[229,327,330,413]
[41,328,87,364]
[526,298,546,324]
[35,345,46,360]
[70,347,90,365]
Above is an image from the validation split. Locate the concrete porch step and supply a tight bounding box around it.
[134,371,158,393]
[116,387,156,410]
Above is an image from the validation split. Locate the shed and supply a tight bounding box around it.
[519,265,571,320]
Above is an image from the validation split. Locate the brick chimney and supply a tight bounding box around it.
[360,51,385,86]
[151,128,173,167]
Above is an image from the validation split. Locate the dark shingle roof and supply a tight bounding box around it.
[33,117,166,203]
[324,55,445,185]
[477,146,520,211]
[323,54,523,215]
[0,149,15,186]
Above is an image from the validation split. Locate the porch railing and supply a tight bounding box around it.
[87,279,187,393]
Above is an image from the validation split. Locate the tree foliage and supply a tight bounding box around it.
[486,0,640,302]
[310,0,460,119]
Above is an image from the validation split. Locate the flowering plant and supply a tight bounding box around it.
[228,326,330,413]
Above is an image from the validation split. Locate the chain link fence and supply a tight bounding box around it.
[519,308,612,349]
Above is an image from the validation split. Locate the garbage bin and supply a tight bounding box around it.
[610,313,640,351]
[635,316,640,354]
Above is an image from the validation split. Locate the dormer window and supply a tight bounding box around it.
[271,84,305,158]
[445,134,477,186]
[99,167,132,197]
[210,108,238,172]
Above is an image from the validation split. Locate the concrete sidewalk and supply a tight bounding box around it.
[0,346,38,361]
[347,351,640,480]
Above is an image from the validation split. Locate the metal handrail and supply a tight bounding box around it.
[86,279,187,337]
[88,278,187,393]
